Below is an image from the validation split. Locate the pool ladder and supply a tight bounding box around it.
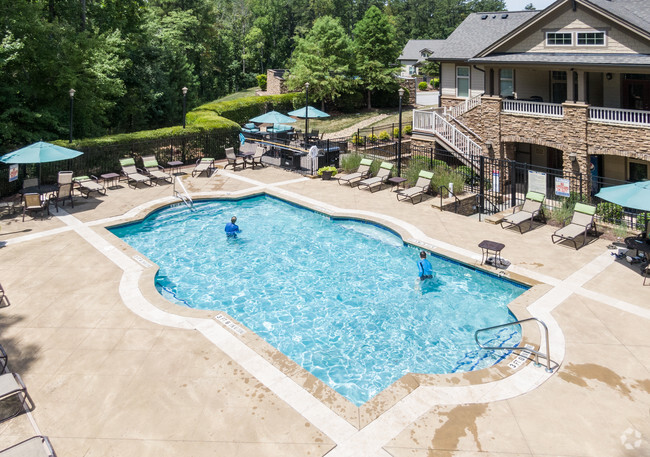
[173,176,194,209]
[475,317,554,373]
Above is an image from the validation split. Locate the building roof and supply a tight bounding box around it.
[398,40,445,62]
[469,52,650,66]
[585,0,650,36]
[432,11,538,61]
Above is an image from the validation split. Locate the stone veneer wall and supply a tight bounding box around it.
[266,69,289,95]
[398,78,417,105]
[588,123,650,160]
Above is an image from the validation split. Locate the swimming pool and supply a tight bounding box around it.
[110,195,527,405]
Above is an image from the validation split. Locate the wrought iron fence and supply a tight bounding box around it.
[0,131,237,197]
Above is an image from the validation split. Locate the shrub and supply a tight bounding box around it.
[404,124,412,135]
[369,159,382,177]
[317,166,337,177]
[404,162,429,186]
[378,131,390,141]
[256,74,267,91]
[418,81,428,91]
[637,212,649,231]
[393,127,400,138]
[550,205,574,226]
[457,165,478,184]
[367,134,378,143]
[350,134,364,146]
[433,77,440,89]
[597,202,623,224]
[341,153,362,172]
[194,93,301,126]
[431,169,466,197]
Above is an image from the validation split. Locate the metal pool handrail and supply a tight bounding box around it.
[173,176,193,209]
[475,317,554,373]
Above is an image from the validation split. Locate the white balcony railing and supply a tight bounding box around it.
[432,113,482,167]
[502,100,564,118]
[446,93,483,119]
[589,106,650,126]
[413,109,435,131]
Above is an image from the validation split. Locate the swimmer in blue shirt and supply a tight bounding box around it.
[225,216,241,238]
[417,251,433,280]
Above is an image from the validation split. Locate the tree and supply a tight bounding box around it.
[525,3,536,10]
[353,6,400,108]
[287,16,354,108]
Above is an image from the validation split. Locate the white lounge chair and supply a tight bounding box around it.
[119,158,152,189]
[0,372,32,422]
[338,158,372,186]
[141,156,172,184]
[397,170,433,204]
[551,203,597,249]
[500,191,545,233]
[73,175,106,198]
[0,436,56,457]
[192,158,215,177]
[357,162,393,192]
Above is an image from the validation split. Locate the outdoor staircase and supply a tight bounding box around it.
[430,112,482,171]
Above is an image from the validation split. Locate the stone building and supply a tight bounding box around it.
[410,0,650,191]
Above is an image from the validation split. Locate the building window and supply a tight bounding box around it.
[500,69,514,97]
[420,51,430,58]
[629,161,648,182]
[408,66,415,75]
[577,31,605,45]
[546,32,572,46]
[457,66,470,98]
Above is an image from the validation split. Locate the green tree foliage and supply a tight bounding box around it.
[287,16,355,108]
[353,6,400,108]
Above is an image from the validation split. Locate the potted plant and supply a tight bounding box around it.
[318,166,337,180]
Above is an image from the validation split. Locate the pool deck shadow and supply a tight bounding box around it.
[0,164,648,456]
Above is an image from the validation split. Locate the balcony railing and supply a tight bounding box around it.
[502,100,564,118]
[445,94,483,119]
[589,106,650,126]
[413,109,435,131]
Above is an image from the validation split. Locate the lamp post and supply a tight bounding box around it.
[398,87,404,177]
[304,82,310,144]
[69,88,76,143]
[182,87,188,128]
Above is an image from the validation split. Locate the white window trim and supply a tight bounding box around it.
[500,69,514,97]
[545,31,573,46]
[576,31,606,47]
[456,66,470,98]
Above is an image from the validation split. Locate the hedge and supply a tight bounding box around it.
[194,93,303,126]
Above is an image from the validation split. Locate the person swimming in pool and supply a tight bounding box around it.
[417,251,433,280]
[224,216,241,238]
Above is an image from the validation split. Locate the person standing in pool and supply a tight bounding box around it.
[225,216,241,238]
[417,251,433,280]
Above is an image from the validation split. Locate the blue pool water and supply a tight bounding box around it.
[110,196,526,405]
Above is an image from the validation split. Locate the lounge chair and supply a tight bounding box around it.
[22,194,48,222]
[49,183,74,212]
[500,191,545,233]
[244,146,266,169]
[119,158,152,189]
[141,156,172,184]
[0,344,6,373]
[73,175,106,198]
[0,372,32,423]
[337,158,373,186]
[357,162,394,192]
[0,436,56,457]
[551,203,597,249]
[192,157,215,177]
[642,261,650,286]
[396,170,434,204]
[224,148,244,171]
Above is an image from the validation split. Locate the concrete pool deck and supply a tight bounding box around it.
[0,165,648,456]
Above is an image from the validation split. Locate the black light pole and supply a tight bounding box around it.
[182,87,188,128]
[69,88,76,143]
[398,87,404,177]
[305,82,310,143]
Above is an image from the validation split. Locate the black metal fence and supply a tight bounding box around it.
[0,131,237,197]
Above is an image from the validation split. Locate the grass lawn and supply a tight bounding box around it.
[214,87,259,102]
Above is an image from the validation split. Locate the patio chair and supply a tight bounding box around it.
[0,194,21,216]
[22,178,39,190]
[0,372,33,423]
[337,158,373,186]
[357,162,394,192]
[244,146,266,169]
[500,191,545,233]
[192,157,216,177]
[119,158,152,189]
[0,436,56,457]
[22,193,48,222]
[73,175,106,198]
[224,148,244,171]
[57,171,73,186]
[49,183,74,212]
[141,155,172,184]
[396,170,434,204]
[551,203,597,249]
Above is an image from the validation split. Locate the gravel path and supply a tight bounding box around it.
[323,113,391,140]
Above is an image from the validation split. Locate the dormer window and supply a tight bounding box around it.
[577,31,605,45]
[420,50,430,58]
[546,32,572,46]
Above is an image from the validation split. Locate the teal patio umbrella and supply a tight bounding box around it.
[287,106,330,119]
[595,180,650,212]
[0,141,84,181]
[249,111,296,125]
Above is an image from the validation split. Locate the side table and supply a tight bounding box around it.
[167,161,184,175]
[388,177,407,192]
[100,173,120,189]
[478,240,505,267]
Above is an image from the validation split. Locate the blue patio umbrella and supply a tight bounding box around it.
[287,106,330,119]
[595,180,650,212]
[0,141,84,180]
[249,111,296,125]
